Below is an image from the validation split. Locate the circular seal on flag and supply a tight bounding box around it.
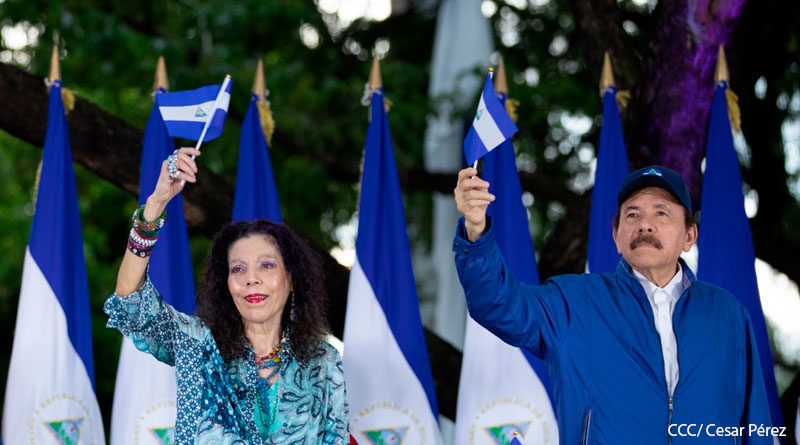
[468,397,557,445]
[132,400,176,445]
[28,392,102,445]
[351,401,433,444]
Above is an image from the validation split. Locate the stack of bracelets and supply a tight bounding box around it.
[127,205,167,258]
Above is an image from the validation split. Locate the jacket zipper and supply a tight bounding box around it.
[581,409,592,445]
[667,397,673,445]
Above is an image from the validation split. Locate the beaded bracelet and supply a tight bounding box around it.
[127,205,167,258]
[131,205,167,237]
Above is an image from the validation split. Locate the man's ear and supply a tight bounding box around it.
[683,224,698,252]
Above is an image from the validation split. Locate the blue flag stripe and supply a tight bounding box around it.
[232,97,283,222]
[355,90,439,417]
[28,84,95,384]
[156,84,219,107]
[587,87,629,273]
[698,84,783,429]
[138,102,196,312]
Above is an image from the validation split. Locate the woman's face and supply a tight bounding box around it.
[227,234,291,328]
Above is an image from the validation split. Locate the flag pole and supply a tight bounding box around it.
[181,74,232,185]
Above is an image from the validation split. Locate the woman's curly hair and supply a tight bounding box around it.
[196,219,329,363]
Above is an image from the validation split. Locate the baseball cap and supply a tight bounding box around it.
[617,165,692,214]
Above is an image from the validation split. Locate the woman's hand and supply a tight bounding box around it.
[143,147,201,220]
[454,167,495,242]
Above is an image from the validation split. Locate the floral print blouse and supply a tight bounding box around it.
[104,275,349,444]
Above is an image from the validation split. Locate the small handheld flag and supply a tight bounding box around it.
[462,70,518,165]
[157,75,232,146]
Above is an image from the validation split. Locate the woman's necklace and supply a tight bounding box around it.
[254,344,282,370]
[253,336,286,380]
[253,337,285,434]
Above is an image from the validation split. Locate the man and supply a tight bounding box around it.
[453,165,773,444]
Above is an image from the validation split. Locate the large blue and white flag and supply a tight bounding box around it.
[109,91,196,444]
[586,86,629,273]
[697,81,783,431]
[157,75,232,142]
[463,73,518,165]
[2,81,105,444]
[343,87,443,444]
[232,94,283,222]
[454,88,559,444]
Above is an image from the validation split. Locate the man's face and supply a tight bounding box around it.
[613,187,697,276]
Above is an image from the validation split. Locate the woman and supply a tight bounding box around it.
[105,147,349,444]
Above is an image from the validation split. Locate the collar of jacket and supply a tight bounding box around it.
[614,255,697,301]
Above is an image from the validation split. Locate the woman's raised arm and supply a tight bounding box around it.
[115,146,200,295]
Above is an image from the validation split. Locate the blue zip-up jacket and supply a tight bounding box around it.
[453,220,773,444]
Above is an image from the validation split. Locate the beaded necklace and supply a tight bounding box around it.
[252,338,285,434]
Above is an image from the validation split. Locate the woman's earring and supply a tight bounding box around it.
[290,291,297,322]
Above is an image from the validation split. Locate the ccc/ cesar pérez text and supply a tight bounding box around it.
[669,423,786,438]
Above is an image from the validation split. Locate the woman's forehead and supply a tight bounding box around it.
[228,234,281,260]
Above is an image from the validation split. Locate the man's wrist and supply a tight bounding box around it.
[465,221,487,242]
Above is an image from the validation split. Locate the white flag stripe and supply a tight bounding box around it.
[2,249,105,444]
[110,338,177,445]
[214,90,231,113]
[343,258,443,444]
[455,317,558,444]
[472,94,506,151]
[159,100,215,122]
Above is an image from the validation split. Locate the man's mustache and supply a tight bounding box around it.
[630,234,663,250]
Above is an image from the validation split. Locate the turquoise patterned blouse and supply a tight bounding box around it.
[104,275,350,444]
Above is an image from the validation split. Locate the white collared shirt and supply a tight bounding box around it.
[633,264,688,397]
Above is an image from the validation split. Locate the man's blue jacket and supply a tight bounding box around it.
[453,221,773,444]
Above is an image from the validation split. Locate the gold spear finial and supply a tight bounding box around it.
[494,56,509,95]
[47,44,75,111]
[153,56,169,92]
[369,55,382,90]
[253,58,275,144]
[600,51,615,92]
[714,45,729,84]
[252,58,266,100]
[48,45,60,83]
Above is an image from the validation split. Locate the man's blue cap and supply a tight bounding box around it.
[617,165,692,214]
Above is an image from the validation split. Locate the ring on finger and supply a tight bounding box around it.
[166,150,180,180]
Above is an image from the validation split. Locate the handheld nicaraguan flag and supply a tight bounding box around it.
[697,81,783,430]
[454,89,559,444]
[109,89,196,444]
[462,73,518,165]
[2,81,105,444]
[232,93,283,222]
[343,87,443,444]
[157,75,232,141]
[586,86,629,273]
